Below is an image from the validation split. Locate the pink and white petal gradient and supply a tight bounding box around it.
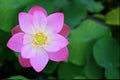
[48,47,68,62]
[45,34,69,52]
[7,33,24,52]
[33,11,47,28]
[47,13,64,33]
[19,13,34,33]
[12,24,70,37]
[21,44,36,58]
[30,52,49,72]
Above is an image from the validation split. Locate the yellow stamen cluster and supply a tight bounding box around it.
[32,32,48,46]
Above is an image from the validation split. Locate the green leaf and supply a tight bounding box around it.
[43,61,58,74]
[0,0,35,32]
[106,8,120,26]
[76,19,111,40]
[61,0,87,27]
[93,37,120,68]
[68,19,111,65]
[68,41,92,65]
[105,67,120,79]
[84,55,103,79]
[8,75,28,80]
[80,0,104,13]
[58,62,84,79]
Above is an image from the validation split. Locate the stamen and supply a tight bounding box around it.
[32,32,48,46]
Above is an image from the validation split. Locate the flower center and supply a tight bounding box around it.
[32,32,48,46]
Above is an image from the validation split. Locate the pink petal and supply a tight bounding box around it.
[48,47,68,62]
[47,13,64,33]
[45,34,69,52]
[23,34,32,45]
[19,12,34,33]
[33,11,47,28]
[59,24,70,37]
[21,44,36,58]
[7,33,24,52]
[29,6,47,16]
[12,25,22,35]
[30,52,49,72]
[18,54,31,67]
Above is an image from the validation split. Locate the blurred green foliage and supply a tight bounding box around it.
[106,8,120,25]
[0,0,119,79]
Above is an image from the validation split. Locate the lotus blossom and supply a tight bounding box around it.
[7,6,70,72]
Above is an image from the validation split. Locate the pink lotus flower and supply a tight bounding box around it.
[7,6,70,72]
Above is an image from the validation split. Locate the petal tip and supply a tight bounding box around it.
[48,47,69,62]
[29,5,47,16]
[7,33,24,52]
